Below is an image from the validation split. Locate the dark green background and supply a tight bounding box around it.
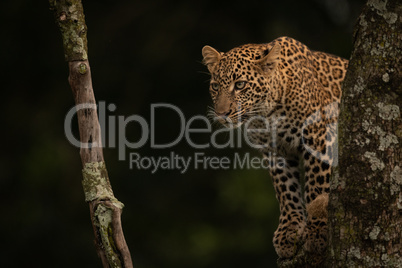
[1,0,364,267]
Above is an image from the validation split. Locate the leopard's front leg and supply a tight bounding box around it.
[302,152,331,254]
[266,155,306,258]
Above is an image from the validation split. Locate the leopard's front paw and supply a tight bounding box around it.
[304,194,329,253]
[273,221,305,258]
[303,217,328,253]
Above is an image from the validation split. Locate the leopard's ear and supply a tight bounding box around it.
[256,44,281,73]
[202,45,221,73]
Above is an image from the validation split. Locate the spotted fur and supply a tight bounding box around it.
[202,37,348,258]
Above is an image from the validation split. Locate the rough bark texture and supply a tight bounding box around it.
[49,1,133,267]
[328,0,402,267]
[49,0,88,61]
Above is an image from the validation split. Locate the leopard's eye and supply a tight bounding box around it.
[234,81,246,90]
[211,83,219,91]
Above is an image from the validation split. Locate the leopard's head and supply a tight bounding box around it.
[202,43,281,127]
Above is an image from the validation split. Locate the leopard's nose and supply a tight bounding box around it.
[216,110,231,117]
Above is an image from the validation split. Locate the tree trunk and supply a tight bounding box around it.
[49,1,133,267]
[327,0,402,266]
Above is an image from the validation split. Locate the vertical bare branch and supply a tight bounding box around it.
[49,1,133,267]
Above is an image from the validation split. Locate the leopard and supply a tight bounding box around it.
[202,36,348,258]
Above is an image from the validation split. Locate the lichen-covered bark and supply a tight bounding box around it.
[327,0,402,266]
[83,162,126,268]
[49,0,88,61]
